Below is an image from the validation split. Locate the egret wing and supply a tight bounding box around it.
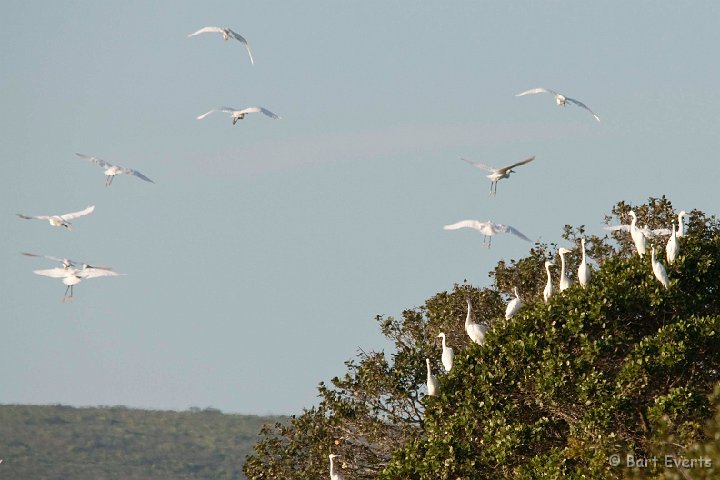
[237,107,281,119]
[604,225,631,232]
[500,224,533,242]
[187,26,223,37]
[443,220,485,232]
[501,155,535,171]
[33,268,72,278]
[196,109,221,120]
[515,87,557,97]
[79,268,123,279]
[565,97,600,122]
[60,205,95,221]
[17,213,46,220]
[76,153,113,169]
[460,158,495,172]
[227,30,254,64]
[123,168,154,183]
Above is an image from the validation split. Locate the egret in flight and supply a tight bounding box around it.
[21,252,110,270]
[460,155,535,196]
[505,287,522,319]
[464,298,488,345]
[443,220,532,248]
[437,332,454,372]
[17,206,94,231]
[32,264,123,302]
[558,247,573,291]
[425,358,439,397]
[196,106,281,125]
[651,247,669,289]
[604,210,670,256]
[187,26,254,64]
[328,454,344,480]
[578,238,591,288]
[543,261,554,303]
[75,153,154,187]
[515,87,600,122]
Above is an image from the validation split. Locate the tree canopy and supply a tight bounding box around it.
[244,198,720,479]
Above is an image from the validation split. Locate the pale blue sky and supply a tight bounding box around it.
[2,1,719,414]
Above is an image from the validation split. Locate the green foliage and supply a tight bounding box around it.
[0,404,282,479]
[245,197,720,479]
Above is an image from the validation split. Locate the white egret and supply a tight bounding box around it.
[187,26,254,64]
[437,332,454,372]
[17,206,94,231]
[328,454,344,480]
[32,265,123,302]
[666,223,679,265]
[460,156,535,196]
[651,247,669,289]
[505,287,522,319]
[464,298,488,345]
[543,261,554,303]
[75,153,154,186]
[515,87,600,122]
[677,211,687,237]
[605,210,655,256]
[426,358,439,397]
[443,220,533,248]
[578,238,591,288]
[196,106,281,125]
[558,247,573,291]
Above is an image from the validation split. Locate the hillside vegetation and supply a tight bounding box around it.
[0,404,282,479]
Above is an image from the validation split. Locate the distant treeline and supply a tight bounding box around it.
[0,404,284,479]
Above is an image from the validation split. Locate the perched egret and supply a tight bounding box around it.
[651,247,669,289]
[17,206,94,231]
[666,223,679,265]
[505,287,522,319]
[443,220,533,248]
[75,153,154,186]
[460,155,535,197]
[328,454,344,480]
[543,261,554,303]
[605,210,647,256]
[677,211,687,237]
[32,265,123,302]
[196,106,281,125]
[464,298,488,345]
[515,87,600,122]
[578,238,591,288]
[187,26,254,64]
[426,358,439,397]
[558,248,573,291]
[437,332,454,372]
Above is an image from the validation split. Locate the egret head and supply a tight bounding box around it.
[329,454,340,460]
[544,260,553,268]
[437,332,445,339]
[558,247,572,255]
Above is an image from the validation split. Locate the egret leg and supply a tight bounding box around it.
[63,285,70,302]
[109,176,114,186]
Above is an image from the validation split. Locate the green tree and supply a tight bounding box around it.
[245,198,720,479]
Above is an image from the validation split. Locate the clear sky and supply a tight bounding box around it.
[2,1,719,415]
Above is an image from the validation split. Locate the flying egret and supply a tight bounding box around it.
[187,26,254,64]
[515,87,600,122]
[505,287,522,319]
[21,252,111,270]
[666,222,679,265]
[443,220,532,248]
[605,210,658,256]
[75,153,154,187]
[558,247,573,291]
[425,358,439,397]
[196,106,281,125]
[437,332,454,372]
[460,155,535,197]
[328,454,344,480]
[464,298,488,345]
[17,206,94,231]
[677,211,687,237]
[32,264,123,302]
[578,238,591,288]
[543,261,554,303]
[651,247,669,289]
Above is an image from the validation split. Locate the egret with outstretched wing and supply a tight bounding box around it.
[75,153,154,187]
[196,106,281,125]
[17,206,94,231]
[460,155,535,196]
[443,220,532,248]
[187,26,254,64]
[516,87,600,122]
